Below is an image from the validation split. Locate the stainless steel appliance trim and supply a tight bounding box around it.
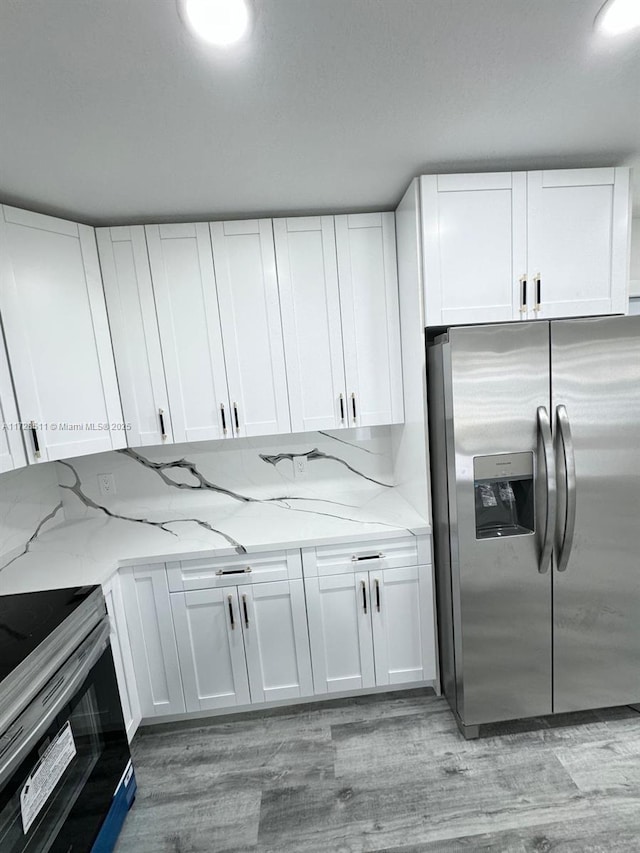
[0,616,110,788]
[537,406,556,575]
[0,587,105,734]
[555,404,577,572]
[473,451,534,482]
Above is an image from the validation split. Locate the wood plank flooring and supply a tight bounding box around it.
[114,690,640,853]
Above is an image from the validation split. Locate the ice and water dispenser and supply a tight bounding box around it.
[473,452,535,539]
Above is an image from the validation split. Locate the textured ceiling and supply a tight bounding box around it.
[0,0,639,224]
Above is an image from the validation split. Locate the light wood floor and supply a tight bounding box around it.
[115,689,640,852]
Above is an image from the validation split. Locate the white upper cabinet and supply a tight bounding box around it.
[527,168,630,319]
[0,206,124,462]
[97,226,172,447]
[421,167,631,326]
[275,216,347,432]
[146,223,230,443]
[421,173,527,326]
[0,322,26,472]
[335,213,404,426]
[211,220,290,437]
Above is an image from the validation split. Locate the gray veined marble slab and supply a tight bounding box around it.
[0,435,429,594]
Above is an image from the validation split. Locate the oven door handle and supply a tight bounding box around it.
[0,616,111,789]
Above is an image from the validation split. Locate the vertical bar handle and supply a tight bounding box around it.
[360,580,367,614]
[220,404,227,435]
[535,275,541,311]
[242,594,249,628]
[537,406,556,575]
[158,409,167,440]
[351,393,357,423]
[520,276,527,313]
[227,595,235,630]
[339,393,345,423]
[29,421,41,459]
[233,403,240,433]
[374,578,380,612]
[556,405,577,573]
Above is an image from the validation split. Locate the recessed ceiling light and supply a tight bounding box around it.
[181,0,250,46]
[594,0,640,36]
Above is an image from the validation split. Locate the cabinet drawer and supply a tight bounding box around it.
[167,549,302,592]
[303,536,421,577]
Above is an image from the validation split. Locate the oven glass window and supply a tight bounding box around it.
[0,646,129,853]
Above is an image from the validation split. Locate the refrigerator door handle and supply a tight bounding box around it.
[537,406,556,574]
[556,404,577,572]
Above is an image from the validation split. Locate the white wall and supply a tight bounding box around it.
[391,179,431,522]
[630,216,640,296]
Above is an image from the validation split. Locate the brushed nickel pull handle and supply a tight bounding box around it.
[537,406,556,575]
[339,393,345,422]
[220,403,227,435]
[215,567,252,576]
[242,594,249,628]
[227,595,235,630]
[374,578,380,612]
[535,274,542,311]
[556,405,577,573]
[233,402,240,433]
[351,393,357,423]
[29,421,41,458]
[360,579,367,614]
[158,408,167,440]
[351,553,384,562]
[519,276,527,313]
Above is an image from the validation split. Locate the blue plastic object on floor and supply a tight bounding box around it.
[91,760,137,853]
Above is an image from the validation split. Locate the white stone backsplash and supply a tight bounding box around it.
[0,427,396,570]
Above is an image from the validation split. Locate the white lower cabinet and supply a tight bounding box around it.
[371,566,433,686]
[115,536,436,725]
[170,586,251,712]
[306,564,435,694]
[120,564,186,718]
[170,579,314,712]
[103,573,142,741]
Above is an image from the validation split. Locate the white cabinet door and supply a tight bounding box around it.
[120,565,185,718]
[335,213,404,426]
[241,580,314,703]
[274,217,347,432]
[170,587,251,712]
[211,220,290,437]
[103,573,142,742]
[0,322,26,472]
[421,173,527,326]
[305,572,375,694]
[370,565,436,687]
[527,168,630,319]
[0,206,124,462]
[97,226,172,447]
[146,223,230,443]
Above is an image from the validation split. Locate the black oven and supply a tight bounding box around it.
[0,588,136,853]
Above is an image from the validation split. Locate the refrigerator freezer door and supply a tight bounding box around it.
[444,322,553,726]
[551,315,640,712]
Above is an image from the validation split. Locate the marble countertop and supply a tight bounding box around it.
[0,487,430,595]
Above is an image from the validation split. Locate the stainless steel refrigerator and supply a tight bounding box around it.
[427,315,640,738]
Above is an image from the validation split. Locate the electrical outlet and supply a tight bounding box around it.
[292,455,307,479]
[98,473,116,497]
